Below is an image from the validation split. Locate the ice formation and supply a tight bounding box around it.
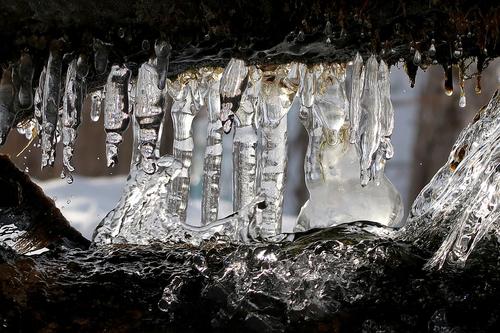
[403,90,500,269]
[61,56,88,182]
[199,68,224,225]
[41,40,64,168]
[294,63,403,233]
[103,65,131,167]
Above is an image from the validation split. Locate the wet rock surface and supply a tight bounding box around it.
[0,224,499,332]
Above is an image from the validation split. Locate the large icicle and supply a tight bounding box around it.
[349,53,364,143]
[257,64,298,241]
[61,56,89,182]
[104,64,131,167]
[34,68,46,135]
[41,40,64,168]
[16,53,34,110]
[154,39,172,90]
[0,67,15,145]
[294,63,403,233]
[219,58,249,133]
[233,66,262,212]
[135,62,166,174]
[358,55,382,186]
[166,71,198,223]
[199,68,224,225]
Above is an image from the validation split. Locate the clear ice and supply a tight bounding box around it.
[104,65,131,167]
[166,71,198,223]
[232,66,262,212]
[41,41,63,168]
[199,68,224,225]
[403,90,500,269]
[135,63,166,174]
[61,56,88,182]
[219,58,249,133]
[257,64,298,241]
[93,155,184,244]
[294,63,403,233]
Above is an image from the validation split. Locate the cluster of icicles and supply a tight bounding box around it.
[1,42,401,242]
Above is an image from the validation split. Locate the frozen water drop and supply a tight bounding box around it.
[412,50,421,65]
[459,95,466,108]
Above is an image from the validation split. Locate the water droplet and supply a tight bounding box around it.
[444,65,453,96]
[24,166,29,173]
[459,95,466,108]
[296,31,305,42]
[66,199,71,204]
[118,27,125,39]
[428,42,436,57]
[413,50,421,65]
[454,49,462,58]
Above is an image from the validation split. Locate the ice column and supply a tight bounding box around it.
[200,68,224,225]
[257,64,298,241]
[219,58,249,133]
[294,63,403,233]
[135,62,166,174]
[349,53,364,143]
[167,72,198,223]
[233,66,262,212]
[104,65,131,167]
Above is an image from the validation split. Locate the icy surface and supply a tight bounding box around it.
[403,90,500,269]
[93,155,184,244]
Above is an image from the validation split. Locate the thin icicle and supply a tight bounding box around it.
[358,55,382,186]
[371,60,395,184]
[257,64,298,241]
[34,68,46,134]
[349,52,364,143]
[104,64,131,167]
[154,39,172,90]
[200,68,224,225]
[219,58,249,133]
[61,56,89,183]
[167,71,198,223]
[0,66,15,145]
[233,66,262,213]
[41,40,64,168]
[135,62,166,174]
[17,53,34,109]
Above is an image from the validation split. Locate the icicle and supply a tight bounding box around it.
[257,64,298,241]
[0,66,15,145]
[349,53,364,143]
[154,39,171,90]
[166,71,198,223]
[428,39,436,57]
[459,65,466,108]
[135,63,166,174]
[199,68,224,225]
[298,64,323,183]
[104,65,131,167]
[41,40,64,168]
[93,39,112,75]
[233,66,262,213]
[294,63,403,233]
[371,60,395,184]
[61,56,88,182]
[17,53,34,109]
[34,68,46,134]
[358,55,382,186]
[444,64,453,96]
[90,90,103,122]
[219,58,249,133]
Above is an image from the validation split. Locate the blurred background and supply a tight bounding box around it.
[1,61,499,238]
